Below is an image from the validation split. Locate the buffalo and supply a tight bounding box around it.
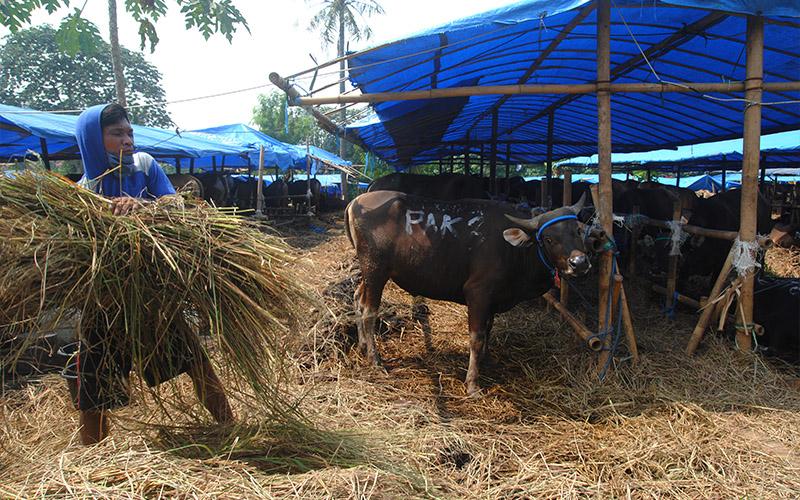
[345,190,590,395]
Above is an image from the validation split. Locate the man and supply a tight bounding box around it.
[73,103,234,445]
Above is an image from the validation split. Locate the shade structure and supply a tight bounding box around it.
[330,0,800,167]
[0,103,245,162]
[186,123,303,170]
[561,145,800,172]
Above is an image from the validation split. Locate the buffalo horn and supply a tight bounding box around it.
[505,213,544,231]
[569,193,586,215]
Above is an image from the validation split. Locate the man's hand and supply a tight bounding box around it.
[110,197,140,216]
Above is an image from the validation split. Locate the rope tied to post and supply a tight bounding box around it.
[731,237,762,277]
[666,220,688,256]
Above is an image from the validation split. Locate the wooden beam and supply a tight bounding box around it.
[596,0,614,377]
[294,81,800,105]
[560,168,572,306]
[490,109,498,195]
[39,138,51,170]
[545,111,555,208]
[736,15,764,352]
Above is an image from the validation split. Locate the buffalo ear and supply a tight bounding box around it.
[503,228,533,247]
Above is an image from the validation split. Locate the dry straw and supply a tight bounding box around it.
[0,167,311,416]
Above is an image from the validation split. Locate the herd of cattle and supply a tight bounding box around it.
[345,172,798,392]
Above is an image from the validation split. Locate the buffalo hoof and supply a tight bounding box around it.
[466,383,482,398]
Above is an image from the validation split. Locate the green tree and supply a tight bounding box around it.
[0,25,172,127]
[252,90,387,177]
[2,0,249,105]
[308,0,384,151]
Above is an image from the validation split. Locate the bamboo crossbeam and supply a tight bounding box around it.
[627,213,774,246]
[291,81,800,105]
[542,292,603,352]
[652,284,702,309]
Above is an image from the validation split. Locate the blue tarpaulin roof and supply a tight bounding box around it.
[562,145,800,172]
[186,123,303,170]
[186,124,351,173]
[338,0,800,167]
[0,103,244,161]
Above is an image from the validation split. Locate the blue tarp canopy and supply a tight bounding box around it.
[186,124,303,170]
[337,0,800,168]
[561,145,800,172]
[186,124,351,173]
[286,144,352,171]
[0,103,244,162]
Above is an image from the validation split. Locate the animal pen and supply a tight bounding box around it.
[273,0,800,367]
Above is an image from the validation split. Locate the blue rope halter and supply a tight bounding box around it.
[535,214,578,276]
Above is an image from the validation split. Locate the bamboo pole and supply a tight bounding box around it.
[595,0,614,377]
[542,292,603,351]
[665,198,683,313]
[293,81,800,105]
[255,145,265,217]
[652,284,702,309]
[490,109,498,196]
[306,141,312,215]
[736,15,764,352]
[545,111,554,208]
[560,168,572,306]
[637,216,774,245]
[686,246,736,355]
[627,205,640,276]
[618,278,640,364]
[39,138,51,170]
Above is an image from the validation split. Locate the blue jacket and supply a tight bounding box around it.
[75,104,175,198]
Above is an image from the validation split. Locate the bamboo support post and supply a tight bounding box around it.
[560,168,572,306]
[627,205,640,276]
[594,0,614,377]
[735,15,764,353]
[686,246,736,355]
[618,277,640,364]
[255,145,265,217]
[665,198,683,313]
[542,292,603,351]
[306,142,313,215]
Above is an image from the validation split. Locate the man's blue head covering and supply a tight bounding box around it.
[75,104,110,185]
[75,104,175,199]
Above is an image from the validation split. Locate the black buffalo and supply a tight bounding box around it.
[368,172,487,200]
[287,178,322,213]
[679,189,773,293]
[345,190,589,395]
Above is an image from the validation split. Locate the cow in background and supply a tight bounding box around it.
[287,178,322,213]
[168,174,204,199]
[679,189,773,294]
[369,172,487,200]
[195,173,230,207]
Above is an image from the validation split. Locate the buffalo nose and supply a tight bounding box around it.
[568,253,590,274]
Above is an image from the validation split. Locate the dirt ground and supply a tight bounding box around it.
[2,214,799,499]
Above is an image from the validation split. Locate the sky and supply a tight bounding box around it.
[5,0,501,129]
[3,0,798,162]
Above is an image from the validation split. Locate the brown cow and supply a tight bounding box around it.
[345,191,590,395]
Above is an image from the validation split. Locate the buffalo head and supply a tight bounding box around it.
[503,194,591,277]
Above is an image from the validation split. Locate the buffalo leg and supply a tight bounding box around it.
[354,275,387,366]
[465,301,492,396]
[482,316,494,363]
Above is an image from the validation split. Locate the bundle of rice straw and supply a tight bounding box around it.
[0,168,310,416]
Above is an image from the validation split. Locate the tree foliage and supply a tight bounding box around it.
[0,0,249,53]
[308,0,384,48]
[0,25,172,127]
[251,90,389,176]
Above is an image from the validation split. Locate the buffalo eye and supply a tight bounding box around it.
[545,237,553,245]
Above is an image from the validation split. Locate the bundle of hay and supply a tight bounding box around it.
[0,169,310,414]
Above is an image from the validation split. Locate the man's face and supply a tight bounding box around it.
[102,119,134,156]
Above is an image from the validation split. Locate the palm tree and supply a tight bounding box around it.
[309,0,384,199]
